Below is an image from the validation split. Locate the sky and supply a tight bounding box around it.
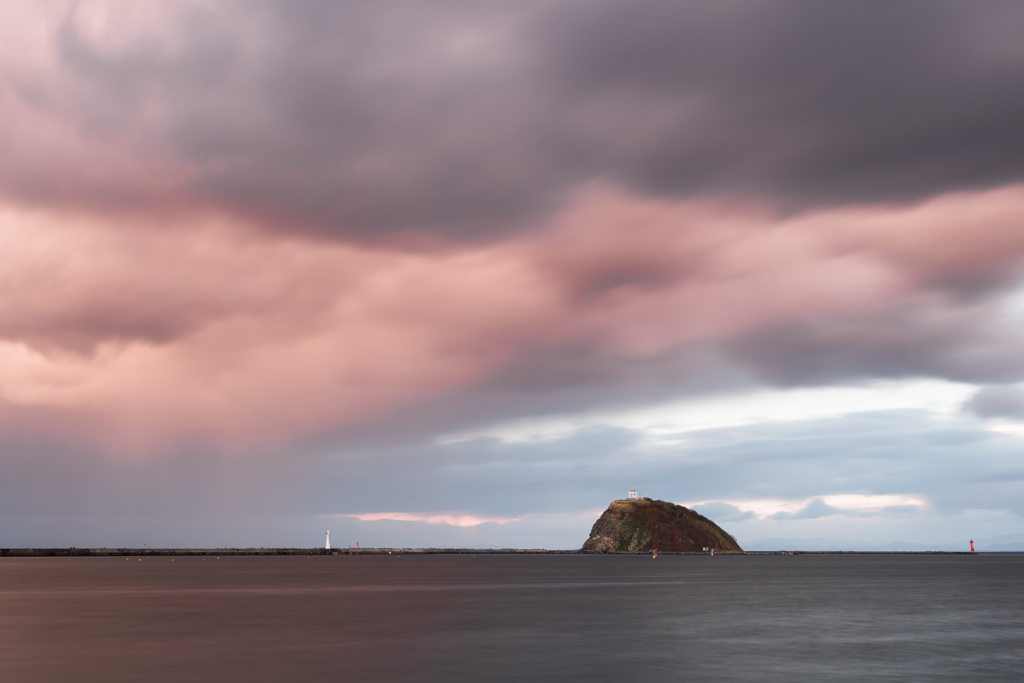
[2,0,1024,550]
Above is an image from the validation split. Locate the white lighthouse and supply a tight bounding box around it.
[325,530,331,550]
[628,488,640,500]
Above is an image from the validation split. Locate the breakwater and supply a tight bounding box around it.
[0,547,573,557]
[0,547,980,557]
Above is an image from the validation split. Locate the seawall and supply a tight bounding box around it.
[0,547,984,557]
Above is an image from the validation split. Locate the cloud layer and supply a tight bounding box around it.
[2,1,1024,547]
[3,1,1024,235]
[3,184,1024,447]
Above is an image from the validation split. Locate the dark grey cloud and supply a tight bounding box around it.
[7,0,1024,236]
[691,502,756,522]
[541,0,1024,208]
[964,385,1024,418]
[725,293,1024,388]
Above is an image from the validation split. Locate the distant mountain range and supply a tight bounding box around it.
[740,532,1024,552]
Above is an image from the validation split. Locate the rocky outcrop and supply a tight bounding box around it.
[581,498,742,553]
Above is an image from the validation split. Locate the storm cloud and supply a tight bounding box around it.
[1,1,1024,548]
[3,1,1024,235]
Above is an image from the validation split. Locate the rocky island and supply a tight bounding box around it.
[582,495,743,553]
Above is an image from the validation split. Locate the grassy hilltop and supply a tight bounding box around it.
[582,498,743,553]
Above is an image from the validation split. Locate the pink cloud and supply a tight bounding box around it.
[2,184,1024,449]
[338,512,520,527]
[0,2,200,214]
[0,205,556,447]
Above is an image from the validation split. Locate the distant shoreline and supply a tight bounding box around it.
[0,548,1002,557]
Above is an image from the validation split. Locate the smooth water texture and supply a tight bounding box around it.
[1,554,1021,681]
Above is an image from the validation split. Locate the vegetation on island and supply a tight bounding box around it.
[581,498,743,553]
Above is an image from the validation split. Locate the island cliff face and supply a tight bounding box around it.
[581,498,743,553]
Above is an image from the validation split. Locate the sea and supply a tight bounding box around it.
[1,553,1021,682]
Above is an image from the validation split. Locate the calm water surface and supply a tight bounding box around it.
[1,554,1021,681]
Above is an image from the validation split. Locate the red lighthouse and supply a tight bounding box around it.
[970,539,975,553]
